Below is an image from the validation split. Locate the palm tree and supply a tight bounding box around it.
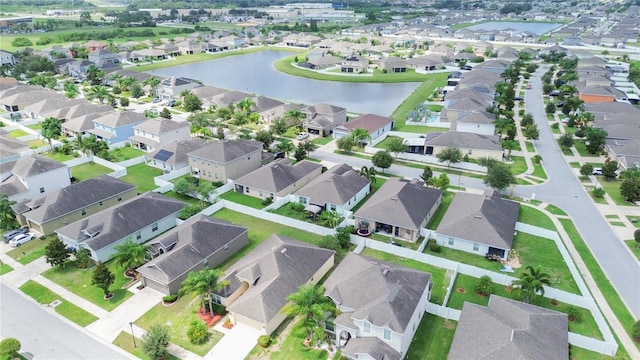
[87,85,110,104]
[109,72,123,88]
[119,76,136,92]
[286,108,305,131]
[143,77,161,98]
[112,240,148,277]
[237,97,256,113]
[179,89,192,102]
[0,193,18,229]
[282,284,336,343]
[511,265,551,304]
[274,139,295,158]
[350,128,371,146]
[358,166,377,186]
[179,268,229,317]
[320,210,344,228]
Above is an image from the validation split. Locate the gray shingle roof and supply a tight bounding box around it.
[302,103,346,115]
[137,215,248,283]
[216,234,334,325]
[324,253,431,333]
[11,155,67,178]
[437,190,520,249]
[354,178,442,230]
[424,132,502,151]
[187,139,262,164]
[17,175,136,223]
[294,163,369,207]
[146,138,208,165]
[93,110,147,128]
[234,159,322,193]
[56,192,185,252]
[342,337,401,360]
[448,295,568,360]
[134,118,189,134]
[338,113,394,133]
[0,175,27,197]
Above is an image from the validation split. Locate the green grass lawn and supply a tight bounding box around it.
[360,248,447,305]
[597,179,632,206]
[518,205,556,230]
[27,139,49,149]
[135,295,224,356]
[531,163,547,179]
[9,129,28,138]
[44,151,77,162]
[219,191,266,209]
[405,314,457,360]
[71,162,112,181]
[391,74,449,129]
[271,203,335,228]
[256,318,328,360]
[108,147,145,162]
[312,137,333,145]
[507,156,528,176]
[569,162,581,168]
[525,141,535,152]
[19,280,98,327]
[113,331,182,360]
[6,234,53,265]
[446,274,602,339]
[43,260,134,311]
[0,263,14,275]
[27,123,42,131]
[120,163,163,192]
[627,216,640,228]
[624,240,640,261]
[350,178,387,213]
[163,190,201,206]
[560,219,640,351]
[545,204,568,216]
[426,191,454,230]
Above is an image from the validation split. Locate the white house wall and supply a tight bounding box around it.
[435,233,509,260]
[351,318,404,354]
[9,166,71,202]
[457,123,496,136]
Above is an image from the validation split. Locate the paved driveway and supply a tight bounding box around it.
[205,322,261,360]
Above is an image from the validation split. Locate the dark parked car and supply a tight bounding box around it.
[167,100,176,107]
[514,96,524,101]
[555,101,564,108]
[460,65,473,70]
[3,227,29,243]
[273,151,285,159]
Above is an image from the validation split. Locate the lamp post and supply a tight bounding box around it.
[129,322,137,348]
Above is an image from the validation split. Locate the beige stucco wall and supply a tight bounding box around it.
[430,144,502,160]
[241,166,323,200]
[190,151,261,183]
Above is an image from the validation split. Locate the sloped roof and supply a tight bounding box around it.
[134,118,189,134]
[0,175,27,197]
[234,159,322,193]
[17,175,136,223]
[445,88,494,104]
[302,103,346,116]
[437,190,520,249]
[93,110,147,128]
[448,97,488,112]
[342,337,401,360]
[146,138,208,165]
[424,131,502,151]
[354,178,442,230]
[456,110,496,125]
[324,253,431,333]
[187,139,262,163]
[336,113,394,134]
[448,295,568,360]
[56,192,185,251]
[11,155,66,178]
[137,215,248,283]
[295,163,369,206]
[578,85,626,98]
[23,98,85,115]
[62,112,107,133]
[216,234,335,325]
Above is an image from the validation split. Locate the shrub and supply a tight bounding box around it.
[112,86,121,94]
[75,248,94,269]
[257,335,271,348]
[632,320,640,338]
[211,181,224,187]
[474,275,494,296]
[187,320,210,344]
[592,187,605,198]
[428,239,441,253]
[0,338,20,358]
[335,225,354,249]
[318,235,340,250]
[120,97,129,107]
[163,294,178,303]
[261,197,273,206]
[565,305,582,322]
[290,202,305,212]
[179,204,205,220]
[11,37,32,47]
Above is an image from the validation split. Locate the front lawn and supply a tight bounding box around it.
[446,274,602,340]
[545,204,568,216]
[624,240,640,261]
[43,260,134,311]
[518,205,555,230]
[360,248,447,305]
[113,331,181,360]
[9,129,28,138]
[108,147,145,162]
[6,234,53,265]
[507,156,528,176]
[313,137,333,145]
[71,162,112,181]
[120,163,163,192]
[405,314,457,360]
[0,263,14,275]
[260,318,329,360]
[597,179,632,206]
[135,295,224,356]
[219,191,266,209]
[20,280,98,327]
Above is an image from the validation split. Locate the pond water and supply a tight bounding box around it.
[466,21,563,35]
[147,50,421,116]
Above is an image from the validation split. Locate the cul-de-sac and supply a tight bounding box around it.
[0,1,639,359]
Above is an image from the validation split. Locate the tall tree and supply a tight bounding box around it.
[436,147,462,168]
[358,166,377,185]
[254,130,274,150]
[92,261,115,298]
[286,108,305,131]
[44,237,71,268]
[237,97,256,113]
[87,85,110,104]
[511,265,551,304]
[142,325,171,360]
[179,268,229,316]
[336,136,354,153]
[420,166,433,186]
[350,128,371,146]
[41,117,61,150]
[86,64,105,86]
[183,94,203,112]
[320,210,344,228]
[274,139,294,158]
[282,284,336,343]
[269,117,287,136]
[501,139,518,160]
[130,83,144,103]
[372,150,393,173]
[584,127,607,154]
[385,136,406,158]
[484,162,515,191]
[523,124,539,141]
[112,239,148,276]
[143,77,161,98]
[0,194,18,229]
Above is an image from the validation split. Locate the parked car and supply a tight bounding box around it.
[151,98,162,104]
[526,84,532,89]
[460,65,473,70]
[555,101,564,108]
[3,227,29,243]
[273,151,285,159]
[9,233,36,247]
[167,100,176,107]
[514,96,524,101]
[592,168,603,176]
[296,132,309,140]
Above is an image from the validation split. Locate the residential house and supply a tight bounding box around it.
[378,57,407,73]
[191,85,228,109]
[443,88,494,108]
[0,50,17,66]
[233,159,323,200]
[155,43,180,57]
[577,85,627,103]
[12,175,137,236]
[301,103,347,137]
[0,155,71,202]
[88,49,119,66]
[259,103,302,125]
[130,118,191,152]
[428,45,455,57]
[448,295,568,360]
[341,56,369,73]
[473,59,512,75]
[213,234,335,335]
[436,190,520,260]
[23,98,85,121]
[157,77,201,101]
[452,110,496,135]
[440,97,489,124]
[146,138,208,172]
[472,41,493,56]
[176,40,202,55]
[66,59,94,80]
[333,114,394,143]
[0,136,30,164]
[354,178,442,242]
[187,139,263,183]
[42,102,112,122]
[138,215,249,295]
[88,111,147,145]
[1,87,64,113]
[406,55,447,71]
[84,40,107,52]
[307,55,342,70]
[56,192,185,262]
[324,253,432,360]
[294,163,369,215]
[208,90,251,109]
[62,112,111,138]
[418,131,503,160]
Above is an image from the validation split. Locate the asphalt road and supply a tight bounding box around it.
[0,283,129,360]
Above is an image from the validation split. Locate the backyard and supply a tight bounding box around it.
[271,202,340,228]
[219,191,266,209]
[120,163,163,192]
[405,314,457,360]
[71,162,112,182]
[107,147,145,162]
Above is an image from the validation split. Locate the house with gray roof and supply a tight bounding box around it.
[208,90,251,109]
[436,189,520,260]
[420,131,503,161]
[13,175,137,236]
[62,112,110,137]
[324,253,432,360]
[157,76,201,101]
[354,178,442,242]
[452,110,496,135]
[448,295,568,360]
[0,155,70,202]
[88,110,147,145]
[130,118,191,152]
[187,139,263,183]
[138,215,249,295]
[213,234,335,335]
[0,136,30,164]
[56,192,185,262]
[233,159,323,200]
[146,138,208,172]
[333,114,394,143]
[301,103,347,137]
[294,163,369,215]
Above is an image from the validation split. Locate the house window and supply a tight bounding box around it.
[208,171,212,177]
[211,293,222,305]
[224,244,229,251]
[448,237,454,245]
[203,258,209,267]
[136,231,141,240]
[152,223,158,232]
[259,190,264,197]
[245,187,250,193]
[473,243,479,251]
[215,173,219,180]
[330,204,336,211]
[214,163,218,168]
[363,322,371,333]
[81,209,87,216]
[39,187,45,193]
[468,149,473,155]
[192,157,196,162]
[383,328,392,341]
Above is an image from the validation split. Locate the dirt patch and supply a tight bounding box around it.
[456,288,466,294]
[507,250,522,269]
[444,320,456,330]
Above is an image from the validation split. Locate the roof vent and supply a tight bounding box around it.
[474,215,483,219]
[281,248,287,255]
[390,197,398,201]
[382,268,389,276]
